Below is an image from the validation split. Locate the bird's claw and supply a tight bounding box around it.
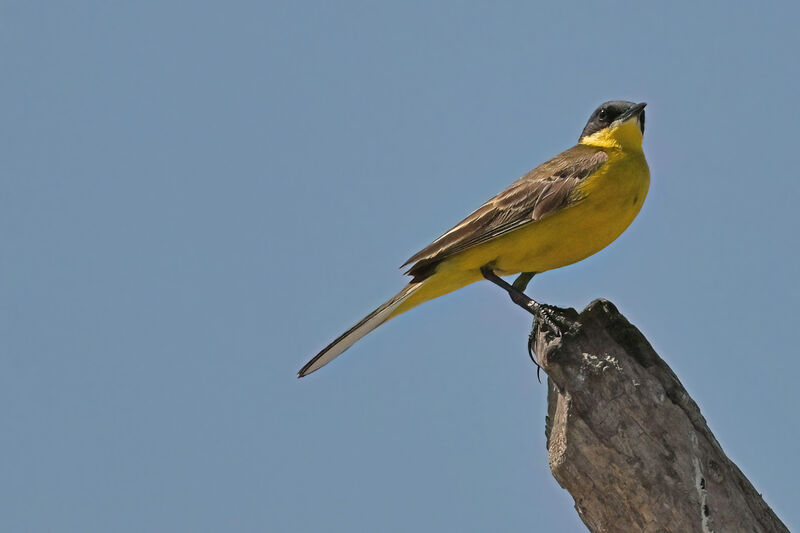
[527,328,543,383]
[534,304,563,336]
[527,305,572,383]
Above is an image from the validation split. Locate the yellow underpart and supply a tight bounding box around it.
[390,117,649,318]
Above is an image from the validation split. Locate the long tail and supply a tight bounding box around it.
[297,282,425,377]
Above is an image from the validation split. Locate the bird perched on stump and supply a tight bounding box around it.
[299,100,649,377]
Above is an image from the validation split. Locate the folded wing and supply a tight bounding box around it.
[403,145,608,281]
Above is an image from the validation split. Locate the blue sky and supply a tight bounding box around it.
[2,2,799,531]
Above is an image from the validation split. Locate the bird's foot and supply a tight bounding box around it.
[540,303,575,334]
[526,305,573,383]
[509,293,567,336]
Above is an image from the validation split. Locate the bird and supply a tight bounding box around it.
[298,100,649,377]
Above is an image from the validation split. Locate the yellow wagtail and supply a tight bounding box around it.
[299,101,649,377]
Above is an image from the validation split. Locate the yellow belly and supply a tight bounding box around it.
[392,148,649,316]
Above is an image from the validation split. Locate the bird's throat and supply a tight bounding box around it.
[579,119,644,151]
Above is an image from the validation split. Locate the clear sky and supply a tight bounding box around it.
[2,1,799,531]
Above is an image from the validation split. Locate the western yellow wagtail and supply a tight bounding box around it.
[299,101,649,377]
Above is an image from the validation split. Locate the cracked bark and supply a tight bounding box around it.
[535,299,788,533]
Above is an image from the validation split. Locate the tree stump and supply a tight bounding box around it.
[534,299,788,533]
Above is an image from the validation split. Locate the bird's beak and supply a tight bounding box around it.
[615,102,647,124]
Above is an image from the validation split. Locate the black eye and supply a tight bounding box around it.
[597,108,608,121]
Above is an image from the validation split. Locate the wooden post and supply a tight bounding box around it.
[534,299,788,533]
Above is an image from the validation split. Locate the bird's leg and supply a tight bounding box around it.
[479,267,562,335]
[481,267,572,383]
[512,271,536,292]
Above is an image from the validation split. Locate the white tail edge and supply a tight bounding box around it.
[297,283,422,377]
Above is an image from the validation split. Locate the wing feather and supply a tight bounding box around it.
[403,145,607,280]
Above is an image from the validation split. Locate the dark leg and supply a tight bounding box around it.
[512,272,536,293]
[479,266,557,327]
[480,266,567,383]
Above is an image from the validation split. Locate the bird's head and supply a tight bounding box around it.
[579,101,646,150]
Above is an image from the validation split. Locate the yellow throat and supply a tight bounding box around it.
[579,116,644,151]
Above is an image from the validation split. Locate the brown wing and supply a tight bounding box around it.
[403,144,607,281]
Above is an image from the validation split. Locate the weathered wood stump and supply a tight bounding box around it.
[534,299,788,533]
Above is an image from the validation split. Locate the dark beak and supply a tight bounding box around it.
[616,102,647,123]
